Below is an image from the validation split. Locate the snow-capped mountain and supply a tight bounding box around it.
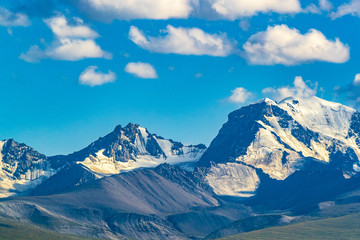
[0,123,206,197]
[29,123,206,196]
[0,139,55,197]
[199,96,360,197]
[3,97,360,240]
[50,123,206,176]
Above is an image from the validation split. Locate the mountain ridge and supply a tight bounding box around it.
[2,96,360,239]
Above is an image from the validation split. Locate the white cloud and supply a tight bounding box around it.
[76,0,193,20]
[129,25,234,57]
[331,0,360,19]
[229,87,253,103]
[304,0,333,14]
[262,76,317,101]
[354,74,360,85]
[243,24,349,65]
[304,4,321,14]
[79,66,116,86]
[44,15,98,38]
[20,15,110,62]
[210,0,301,19]
[49,39,109,61]
[0,7,30,27]
[124,62,158,79]
[319,0,333,11]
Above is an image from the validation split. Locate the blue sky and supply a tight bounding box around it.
[1,0,360,155]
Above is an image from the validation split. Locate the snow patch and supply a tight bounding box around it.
[0,156,56,198]
[205,163,260,197]
[279,96,355,140]
[77,145,206,177]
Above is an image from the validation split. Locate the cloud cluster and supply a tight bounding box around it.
[75,0,193,21]
[210,0,301,19]
[20,15,110,62]
[228,87,253,103]
[7,0,360,23]
[125,62,158,79]
[0,7,30,27]
[79,66,116,86]
[71,0,304,21]
[129,25,234,57]
[304,0,333,14]
[331,0,360,19]
[243,24,350,65]
[262,76,317,101]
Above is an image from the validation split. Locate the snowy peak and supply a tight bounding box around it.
[0,139,55,198]
[1,139,47,178]
[51,123,206,175]
[278,96,356,140]
[199,96,360,197]
[254,97,277,105]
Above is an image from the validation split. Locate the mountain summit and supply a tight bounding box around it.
[200,96,360,197]
[50,123,206,175]
[0,139,54,197]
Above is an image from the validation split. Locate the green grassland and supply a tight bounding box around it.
[219,213,360,240]
[0,217,99,240]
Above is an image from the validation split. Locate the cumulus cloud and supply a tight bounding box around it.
[354,74,360,85]
[20,14,110,62]
[44,15,99,38]
[243,24,349,65]
[0,7,30,27]
[129,25,234,57]
[79,66,116,86]
[124,62,158,79]
[210,0,301,19]
[262,76,317,102]
[331,0,360,19]
[74,0,193,21]
[229,87,253,103]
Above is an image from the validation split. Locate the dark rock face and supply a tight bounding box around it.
[29,164,98,196]
[198,101,269,166]
[349,112,360,145]
[198,100,315,166]
[0,139,48,179]
[248,168,360,212]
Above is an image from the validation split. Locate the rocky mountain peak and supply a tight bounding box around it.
[199,96,360,197]
[0,139,54,198]
[47,123,206,177]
